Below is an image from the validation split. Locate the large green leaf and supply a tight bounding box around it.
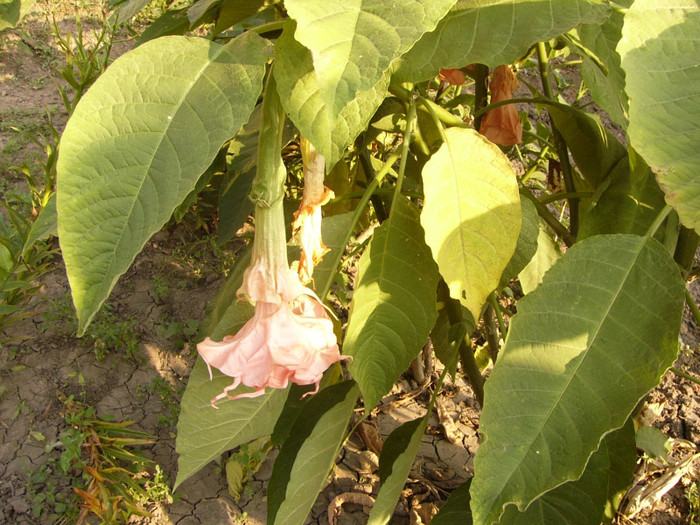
[499,439,609,524]
[274,22,390,167]
[618,1,700,233]
[420,127,520,321]
[471,234,685,525]
[394,0,609,83]
[576,0,631,129]
[57,33,271,334]
[344,196,439,410]
[284,0,456,120]
[548,106,666,239]
[268,381,359,525]
[175,361,289,488]
[368,416,429,524]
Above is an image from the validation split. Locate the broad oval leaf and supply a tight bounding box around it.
[268,381,360,525]
[368,416,429,524]
[618,1,700,233]
[394,0,609,83]
[421,127,520,321]
[344,196,439,410]
[175,360,289,488]
[274,22,389,167]
[284,0,456,120]
[471,234,685,525]
[57,32,271,334]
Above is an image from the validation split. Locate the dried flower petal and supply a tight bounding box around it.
[293,187,334,284]
[479,65,523,146]
[439,68,466,86]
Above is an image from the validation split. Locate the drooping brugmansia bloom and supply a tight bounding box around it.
[292,136,334,284]
[479,65,523,146]
[197,78,347,407]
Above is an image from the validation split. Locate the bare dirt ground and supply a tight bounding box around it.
[1,3,700,524]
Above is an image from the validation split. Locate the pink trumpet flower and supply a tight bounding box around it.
[479,65,523,146]
[197,205,348,408]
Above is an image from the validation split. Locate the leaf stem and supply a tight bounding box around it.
[536,41,579,240]
[670,367,700,386]
[483,303,500,363]
[645,204,673,239]
[358,148,389,223]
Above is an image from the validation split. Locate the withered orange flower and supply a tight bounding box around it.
[292,137,334,284]
[439,68,466,86]
[479,65,523,146]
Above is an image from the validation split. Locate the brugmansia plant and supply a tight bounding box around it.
[55,0,700,523]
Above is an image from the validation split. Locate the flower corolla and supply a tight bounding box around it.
[197,205,347,407]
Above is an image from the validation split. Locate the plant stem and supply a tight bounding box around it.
[686,288,700,327]
[538,191,594,205]
[483,303,500,363]
[488,292,507,336]
[319,153,399,302]
[519,187,575,246]
[473,64,489,131]
[437,281,485,407]
[536,41,579,240]
[358,148,389,223]
[391,92,417,216]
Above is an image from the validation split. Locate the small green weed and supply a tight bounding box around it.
[157,317,199,347]
[151,274,171,302]
[26,394,173,524]
[688,481,700,525]
[43,297,142,361]
[146,376,184,430]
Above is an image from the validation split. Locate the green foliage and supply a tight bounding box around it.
[57,31,272,334]
[49,2,700,524]
[0,0,34,30]
[344,196,439,410]
[421,127,521,320]
[619,0,700,233]
[267,381,359,525]
[26,394,172,524]
[369,416,428,524]
[472,234,685,524]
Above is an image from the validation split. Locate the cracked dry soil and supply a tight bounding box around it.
[2,6,700,524]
